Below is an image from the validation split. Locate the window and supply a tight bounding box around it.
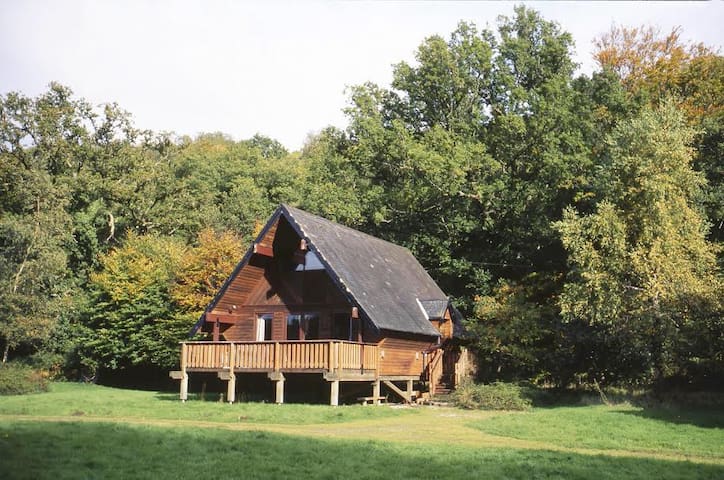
[350,317,361,342]
[303,313,320,340]
[256,314,273,341]
[287,312,320,340]
[332,313,350,340]
[287,314,301,340]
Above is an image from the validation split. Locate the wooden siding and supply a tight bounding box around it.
[219,306,353,342]
[210,266,353,343]
[213,264,265,313]
[257,218,279,249]
[431,319,453,339]
[378,337,436,377]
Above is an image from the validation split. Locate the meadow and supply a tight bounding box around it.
[1,383,722,479]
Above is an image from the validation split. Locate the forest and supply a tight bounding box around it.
[1,7,721,390]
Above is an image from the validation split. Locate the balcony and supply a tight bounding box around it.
[180,340,379,375]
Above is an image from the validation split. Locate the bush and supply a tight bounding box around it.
[452,381,533,411]
[0,363,49,395]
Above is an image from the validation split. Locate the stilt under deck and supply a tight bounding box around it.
[170,340,393,405]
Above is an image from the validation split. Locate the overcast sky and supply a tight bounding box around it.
[2,1,722,151]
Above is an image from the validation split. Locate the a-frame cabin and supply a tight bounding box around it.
[171,205,469,404]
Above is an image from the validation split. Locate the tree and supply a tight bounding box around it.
[594,25,724,246]
[337,8,594,307]
[594,25,714,100]
[556,102,722,383]
[171,228,245,315]
[0,203,70,363]
[81,233,187,372]
[0,86,76,363]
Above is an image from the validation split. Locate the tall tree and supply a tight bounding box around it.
[81,233,187,372]
[0,86,76,363]
[556,102,722,383]
[339,7,594,307]
[594,25,724,246]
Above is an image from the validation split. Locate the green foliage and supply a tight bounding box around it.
[594,25,724,247]
[81,233,188,371]
[556,102,723,383]
[0,363,49,395]
[470,276,563,382]
[336,7,594,308]
[452,381,533,410]
[171,228,245,315]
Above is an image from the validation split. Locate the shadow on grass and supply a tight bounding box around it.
[154,392,185,402]
[2,421,721,480]
[615,407,724,429]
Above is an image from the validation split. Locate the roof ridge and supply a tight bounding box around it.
[282,204,413,255]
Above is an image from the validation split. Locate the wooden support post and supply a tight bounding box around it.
[268,371,285,404]
[180,373,188,402]
[180,343,188,401]
[227,372,236,403]
[216,370,236,403]
[406,379,413,401]
[330,379,340,406]
[276,378,284,404]
[227,343,236,403]
[372,380,380,405]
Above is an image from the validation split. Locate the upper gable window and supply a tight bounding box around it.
[294,250,325,271]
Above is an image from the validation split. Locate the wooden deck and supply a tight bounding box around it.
[181,340,379,374]
[172,340,427,405]
[172,340,384,405]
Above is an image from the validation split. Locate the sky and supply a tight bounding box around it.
[1,1,722,151]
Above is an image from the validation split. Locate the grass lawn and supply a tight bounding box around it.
[472,405,724,459]
[1,383,722,479]
[0,382,414,424]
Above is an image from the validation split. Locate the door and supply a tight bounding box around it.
[256,313,273,341]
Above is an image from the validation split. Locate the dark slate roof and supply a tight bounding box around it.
[418,299,449,320]
[282,205,443,338]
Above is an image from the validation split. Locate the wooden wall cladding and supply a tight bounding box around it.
[431,319,453,339]
[213,264,265,313]
[214,304,354,342]
[221,317,255,341]
[378,337,435,376]
[258,218,279,249]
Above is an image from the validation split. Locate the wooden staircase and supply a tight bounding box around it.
[433,374,453,397]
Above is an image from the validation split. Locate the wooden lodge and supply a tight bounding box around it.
[170,205,473,405]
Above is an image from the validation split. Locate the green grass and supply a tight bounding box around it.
[0,382,415,424]
[473,404,724,459]
[1,383,723,479]
[2,420,722,480]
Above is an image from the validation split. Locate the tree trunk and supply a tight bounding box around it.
[2,342,9,363]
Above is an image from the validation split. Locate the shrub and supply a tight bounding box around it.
[0,363,49,395]
[452,381,533,411]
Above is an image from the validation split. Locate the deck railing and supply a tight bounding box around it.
[182,340,379,373]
